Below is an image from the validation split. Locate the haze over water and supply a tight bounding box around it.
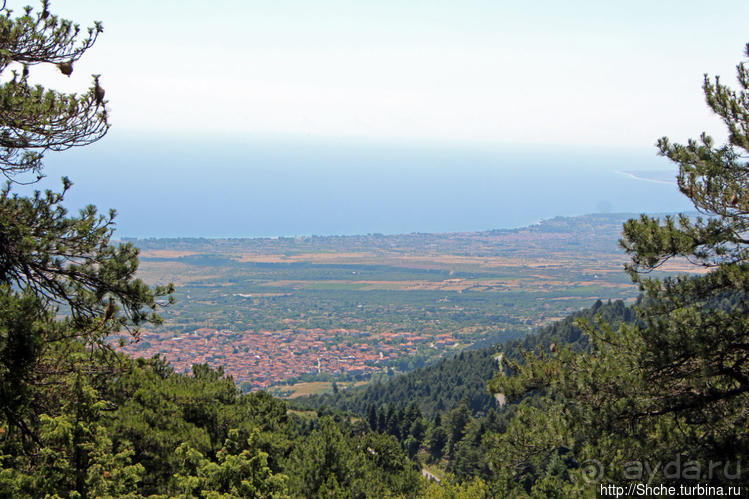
[39,133,692,239]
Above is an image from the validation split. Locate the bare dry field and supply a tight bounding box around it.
[136,261,222,286]
[139,250,199,258]
[271,381,370,399]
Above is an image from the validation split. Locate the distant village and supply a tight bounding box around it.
[116,327,458,390]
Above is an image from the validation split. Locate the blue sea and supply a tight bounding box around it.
[31,132,693,238]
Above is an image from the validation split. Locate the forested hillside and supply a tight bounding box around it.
[2,352,425,496]
[289,300,637,487]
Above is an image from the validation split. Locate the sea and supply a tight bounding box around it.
[28,132,693,238]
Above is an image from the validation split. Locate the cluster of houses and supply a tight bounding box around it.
[117,327,458,390]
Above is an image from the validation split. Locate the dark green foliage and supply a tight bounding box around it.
[366,403,377,431]
[115,358,294,496]
[93,356,425,497]
[0,4,172,497]
[619,41,749,458]
[486,41,749,496]
[1,180,172,330]
[0,287,52,438]
[449,419,490,479]
[445,402,471,459]
[287,417,421,498]
[0,373,145,497]
[614,44,749,424]
[172,428,288,498]
[426,425,448,462]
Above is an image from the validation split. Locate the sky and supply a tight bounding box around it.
[7,1,749,237]
[20,0,749,148]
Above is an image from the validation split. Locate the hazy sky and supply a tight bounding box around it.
[20,0,749,149]
[6,1,748,237]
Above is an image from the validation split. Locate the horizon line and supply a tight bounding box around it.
[116,210,693,242]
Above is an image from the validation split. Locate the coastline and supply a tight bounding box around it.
[616,170,676,185]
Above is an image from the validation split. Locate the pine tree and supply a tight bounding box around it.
[0,2,171,495]
[0,0,108,179]
[366,403,378,432]
[618,44,749,419]
[487,41,749,493]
